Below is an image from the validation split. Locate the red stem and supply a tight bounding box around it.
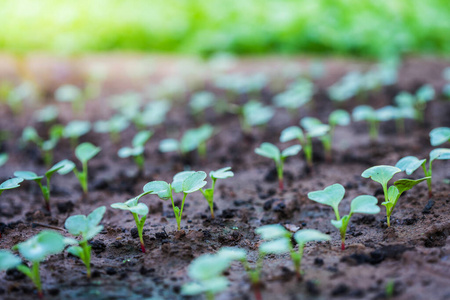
[140,242,146,253]
[341,241,345,251]
[253,286,262,300]
[45,202,51,214]
[38,290,43,299]
[278,178,284,191]
[428,190,433,198]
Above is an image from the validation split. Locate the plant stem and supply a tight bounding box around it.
[32,262,43,299]
[177,193,188,230]
[81,161,88,194]
[341,239,345,251]
[80,241,92,278]
[276,161,284,191]
[369,120,378,140]
[132,213,146,253]
[423,162,432,198]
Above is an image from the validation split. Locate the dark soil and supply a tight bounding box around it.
[0,55,449,300]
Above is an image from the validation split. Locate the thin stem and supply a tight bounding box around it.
[82,161,88,194]
[177,193,188,230]
[132,213,146,253]
[276,160,284,191]
[32,262,42,298]
[369,120,379,140]
[80,241,92,278]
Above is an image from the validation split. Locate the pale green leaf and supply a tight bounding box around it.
[255,224,290,240]
[255,142,280,161]
[281,144,302,158]
[395,156,425,175]
[182,171,207,193]
[0,250,22,270]
[75,142,101,163]
[259,238,291,254]
[430,127,450,146]
[430,148,450,162]
[13,171,43,181]
[0,178,24,191]
[210,167,234,180]
[308,183,345,211]
[280,126,304,142]
[16,231,65,262]
[361,165,401,186]
[294,229,330,245]
[350,195,380,214]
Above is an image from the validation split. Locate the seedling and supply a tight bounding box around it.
[255,224,329,279]
[308,184,380,249]
[111,186,154,252]
[0,231,67,298]
[375,105,415,135]
[63,120,91,148]
[327,109,351,157]
[33,105,59,124]
[182,252,234,300]
[159,124,214,158]
[240,100,275,133]
[362,165,429,226]
[140,100,171,127]
[255,142,301,190]
[65,206,106,277]
[94,115,129,143]
[145,171,207,230]
[352,105,384,140]
[22,125,64,166]
[14,160,73,212]
[0,153,8,167]
[118,130,153,171]
[55,84,85,113]
[189,91,216,118]
[394,85,435,123]
[300,117,332,161]
[0,177,23,197]
[429,127,450,146]
[273,79,313,114]
[200,167,234,218]
[395,148,450,198]
[64,143,101,194]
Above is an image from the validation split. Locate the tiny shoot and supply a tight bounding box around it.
[118,130,153,171]
[200,167,234,218]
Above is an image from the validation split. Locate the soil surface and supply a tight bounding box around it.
[0,55,449,300]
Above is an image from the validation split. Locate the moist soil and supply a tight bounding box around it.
[0,55,449,300]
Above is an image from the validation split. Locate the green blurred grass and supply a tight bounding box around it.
[1,0,449,58]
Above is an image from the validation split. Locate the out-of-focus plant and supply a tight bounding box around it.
[118,130,152,171]
[200,167,234,218]
[22,125,64,166]
[63,120,91,148]
[94,115,130,144]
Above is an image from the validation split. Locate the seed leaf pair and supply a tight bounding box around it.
[200,167,234,218]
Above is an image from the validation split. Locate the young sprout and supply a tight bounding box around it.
[352,105,383,140]
[0,231,67,298]
[362,165,429,226]
[394,85,435,123]
[240,100,275,133]
[429,127,450,146]
[189,91,216,118]
[22,125,64,166]
[140,100,171,127]
[111,186,153,252]
[94,115,130,144]
[395,148,450,198]
[14,160,73,212]
[376,105,415,135]
[200,167,234,218]
[145,171,207,230]
[63,120,91,148]
[255,224,329,279]
[328,109,351,156]
[118,130,153,171]
[63,143,101,194]
[159,124,214,158]
[55,84,85,113]
[65,206,106,278]
[255,142,302,190]
[182,253,233,300]
[273,79,313,115]
[0,153,8,167]
[300,117,331,162]
[308,184,380,249]
[33,105,59,124]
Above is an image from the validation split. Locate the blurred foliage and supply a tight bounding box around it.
[0,0,449,58]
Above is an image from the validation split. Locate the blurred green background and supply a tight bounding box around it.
[1,0,449,58]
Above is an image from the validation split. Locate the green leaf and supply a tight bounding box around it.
[65,206,105,240]
[300,117,323,131]
[361,165,401,186]
[430,148,450,162]
[34,105,59,123]
[350,195,380,214]
[281,144,302,158]
[55,84,82,102]
[331,216,347,230]
[352,105,376,121]
[280,126,304,142]
[55,159,76,175]
[181,282,205,296]
[132,130,153,147]
[188,254,230,281]
[259,238,291,254]
[210,167,234,180]
[0,153,8,167]
[243,100,274,126]
[63,120,91,138]
[393,177,429,194]
[294,229,330,245]
[387,186,400,203]
[15,231,65,262]
[75,142,101,163]
[45,161,66,177]
[307,124,330,138]
[182,171,207,194]
[67,246,84,259]
[118,146,143,158]
[182,277,229,296]
[308,183,345,212]
[255,224,290,240]
[13,171,43,181]
[0,250,22,270]
[416,84,435,103]
[172,171,195,193]
[329,109,351,127]
[0,177,24,191]
[158,139,179,153]
[144,181,171,200]
[65,215,88,236]
[430,127,450,146]
[22,126,42,144]
[395,156,425,175]
[255,142,280,161]
[216,247,247,261]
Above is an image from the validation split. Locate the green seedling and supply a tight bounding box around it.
[429,127,450,146]
[396,148,450,198]
[394,85,435,123]
[111,186,153,252]
[55,84,85,113]
[94,115,129,143]
[182,252,235,300]
[273,79,313,114]
[64,143,101,194]
[255,224,329,279]
[361,165,429,226]
[255,142,301,190]
[14,160,73,212]
[200,167,234,218]
[376,105,415,135]
[0,153,8,167]
[189,91,216,118]
[6,81,36,115]
[65,206,106,278]
[33,105,59,124]
[139,100,171,127]
[308,184,380,249]
[352,105,384,140]
[145,171,207,230]
[0,231,68,298]
[300,117,332,162]
[327,71,363,103]
[22,125,64,166]
[159,124,214,158]
[240,100,275,133]
[118,130,153,171]
[63,120,91,148]
[328,109,351,157]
